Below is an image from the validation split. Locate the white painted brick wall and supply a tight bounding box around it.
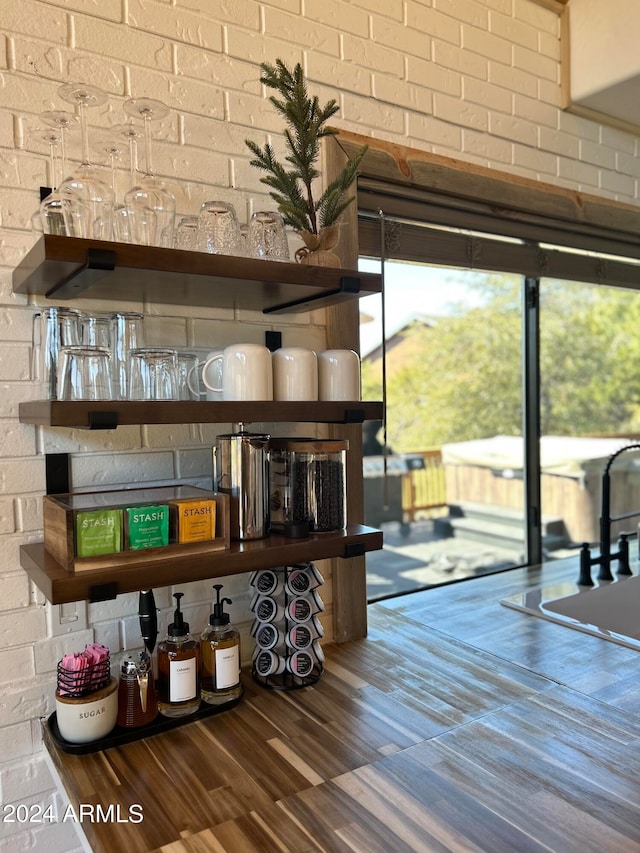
[1,0,639,846]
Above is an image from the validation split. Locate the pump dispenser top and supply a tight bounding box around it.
[210,584,231,627]
[168,592,189,637]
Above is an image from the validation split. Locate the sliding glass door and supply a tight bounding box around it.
[361,258,527,601]
[539,278,640,551]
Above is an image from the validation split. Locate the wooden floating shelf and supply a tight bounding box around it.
[18,400,384,428]
[21,525,384,604]
[12,235,381,314]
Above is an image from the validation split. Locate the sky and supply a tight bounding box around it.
[358,258,486,356]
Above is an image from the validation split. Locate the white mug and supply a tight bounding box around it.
[200,344,273,401]
[317,349,361,401]
[273,347,318,401]
[187,350,223,401]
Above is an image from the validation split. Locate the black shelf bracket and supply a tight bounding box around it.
[263,275,361,314]
[45,248,117,300]
[265,330,282,352]
[88,582,119,603]
[87,411,119,430]
[342,408,366,424]
[342,542,366,559]
[45,453,70,495]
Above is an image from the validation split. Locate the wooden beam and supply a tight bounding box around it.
[334,128,640,240]
[324,134,368,643]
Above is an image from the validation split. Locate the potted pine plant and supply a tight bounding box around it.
[246,60,367,266]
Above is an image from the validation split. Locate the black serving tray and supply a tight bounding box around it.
[47,687,244,755]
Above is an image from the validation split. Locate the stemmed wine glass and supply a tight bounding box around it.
[34,110,77,235]
[30,128,63,234]
[94,132,131,242]
[123,97,176,248]
[57,82,114,240]
[109,123,144,243]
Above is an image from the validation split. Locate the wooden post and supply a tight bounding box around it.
[323,134,368,642]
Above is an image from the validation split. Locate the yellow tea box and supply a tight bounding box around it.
[170,499,217,543]
[125,504,170,550]
[75,508,123,558]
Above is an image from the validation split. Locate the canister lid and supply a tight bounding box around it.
[268,438,349,453]
[217,432,270,440]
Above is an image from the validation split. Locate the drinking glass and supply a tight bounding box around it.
[176,352,201,400]
[248,211,290,261]
[111,312,145,400]
[30,128,64,235]
[175,216,199,251]
[40,109,76,174]
[94,133,131,242]
[110,123,144,243]
[123,98,176,248]
[80,313,112,349]
[57,83,114,240]
[128,347,178,401]
[197,201,241,255]
[37,110,78,235]
[32,306,82,399]
[58,345,112,401]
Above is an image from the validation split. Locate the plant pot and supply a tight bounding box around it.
[295,226,341,267]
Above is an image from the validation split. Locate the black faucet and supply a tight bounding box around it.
[578,443,640,585]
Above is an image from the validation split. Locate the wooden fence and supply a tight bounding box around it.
[401,449,447,521]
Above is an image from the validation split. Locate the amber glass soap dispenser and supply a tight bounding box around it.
[157,592,200,718]
[200,584,242,705]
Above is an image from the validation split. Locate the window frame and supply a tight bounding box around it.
[329,130,640,571]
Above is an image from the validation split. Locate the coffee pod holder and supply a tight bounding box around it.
[250,562,324,690]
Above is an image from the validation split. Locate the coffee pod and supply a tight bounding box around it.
[254,622,286,651]
[286,645,323,678]
[250,593,286,624]
[252,568,285,596]
[312,640,324,662]
[285,619,324,650]
[253,649,286,677]
[286,589,324,623]
[285,563,324,596]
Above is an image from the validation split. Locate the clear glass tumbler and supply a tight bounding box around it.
[197,201,241,255]
[32,307,82,399]
[248,211,290,261]
[111,312,145,400]
[58,345,112,401]
[128,347,178,401]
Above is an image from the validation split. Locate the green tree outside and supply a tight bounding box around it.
[362,270,640,454]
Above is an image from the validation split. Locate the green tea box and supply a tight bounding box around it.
[75,508,123,558]
[125,504,170,550]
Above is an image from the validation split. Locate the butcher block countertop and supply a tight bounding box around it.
[44,557,640,852]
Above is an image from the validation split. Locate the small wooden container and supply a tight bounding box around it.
[43,486,229,573]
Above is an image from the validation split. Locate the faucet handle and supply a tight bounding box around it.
[617,532,633,576]
[578,542,595,587]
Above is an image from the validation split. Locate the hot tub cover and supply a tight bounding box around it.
[441,435,638,479]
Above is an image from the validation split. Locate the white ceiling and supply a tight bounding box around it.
[568,0,640,129]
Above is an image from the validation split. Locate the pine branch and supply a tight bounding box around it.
[316,144,368,228]
[246,60,366,236]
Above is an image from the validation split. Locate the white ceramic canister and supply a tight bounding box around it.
[55,677,118,744]
[317,349,361,401]
[272,347,318,401]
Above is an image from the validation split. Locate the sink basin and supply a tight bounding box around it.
[501,572,640,649]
